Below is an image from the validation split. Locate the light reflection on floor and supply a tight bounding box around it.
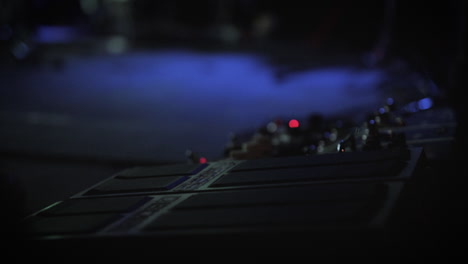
[0,50,387,162]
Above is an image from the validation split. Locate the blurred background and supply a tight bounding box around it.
[0,0,466,218]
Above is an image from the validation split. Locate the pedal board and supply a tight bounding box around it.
[24,147,431,255]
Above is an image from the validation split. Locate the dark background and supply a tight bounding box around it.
[0,0,466,241]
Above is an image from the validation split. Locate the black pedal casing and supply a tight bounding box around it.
[23,148,434,256]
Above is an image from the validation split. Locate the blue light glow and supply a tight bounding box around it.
[5,50,388,160]
[417,97,433,110]
[50,50,386,123]
[35,26,80,43]
[386,97,394,105]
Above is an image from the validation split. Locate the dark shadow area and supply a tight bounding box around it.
[0,0,466,257]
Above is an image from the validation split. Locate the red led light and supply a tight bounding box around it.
[288,119,300,128]
[199,157,207,164]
